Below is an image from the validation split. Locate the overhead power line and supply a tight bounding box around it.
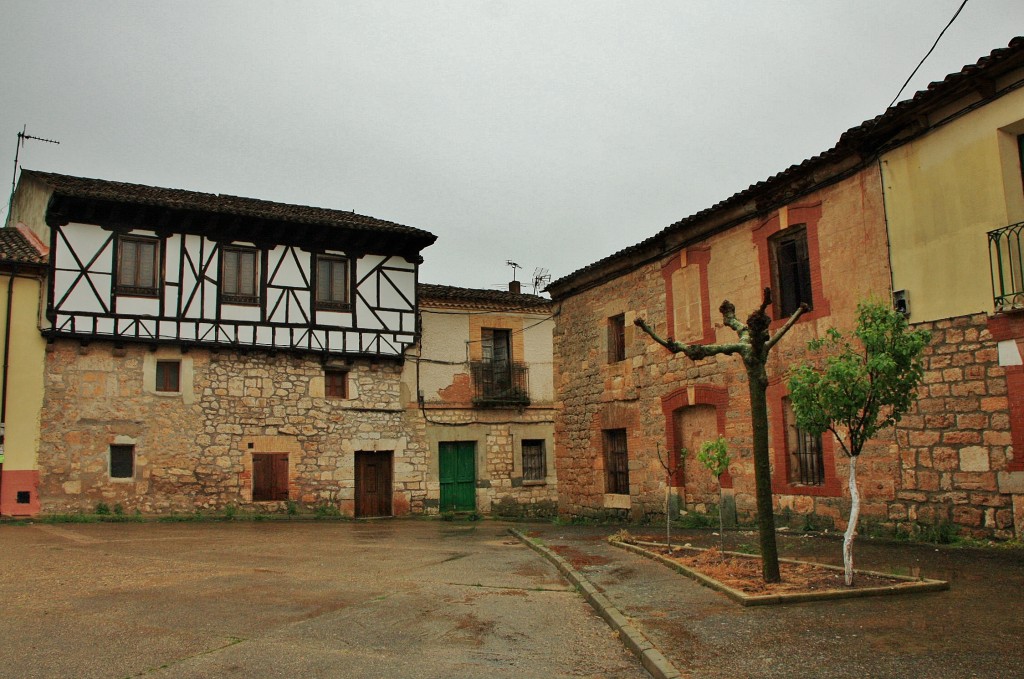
[887,0,970,109]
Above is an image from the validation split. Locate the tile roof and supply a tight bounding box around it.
[419,283,551,310]
[0,228,46,265]
[548,36,1024,296]
[23,170,437,242]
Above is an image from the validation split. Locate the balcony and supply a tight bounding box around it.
[989,221,1024,311]
[470,361,530,407]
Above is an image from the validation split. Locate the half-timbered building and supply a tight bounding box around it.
[8,170,436,515]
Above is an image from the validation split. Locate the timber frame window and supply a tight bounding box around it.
[604,429,629,495]
[522,439,546,482]
[155,360,181,392]
[115,235,160,297]
[325,368,349,399]
[769,225,812,318]
[315,255,351,311]
[221,246,260,305]
[782,397,824,486]
[608,314,626,363]
[110,445,135,479]
[252,453,289,501]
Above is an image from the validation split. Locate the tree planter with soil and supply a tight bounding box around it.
[611,538,948,606]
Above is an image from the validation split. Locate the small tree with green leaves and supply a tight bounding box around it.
[788,301,930,586]
[655,443,685,549]
[697,436,731,554]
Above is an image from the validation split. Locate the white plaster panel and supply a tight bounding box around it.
[379,269,415,309]
[255,326,272,345]
[220,304,261,322]
[96,317,114,334]
[268,246,309,288]
[356,299,384,329]
[164,234,182,284]
[317,310,353,329]
[55,270,107,313]
[115,296,160,317]
[62,223,115,274]
[203,280,218,318]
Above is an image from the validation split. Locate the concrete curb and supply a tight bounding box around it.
[615,540,950,606]
[509,529,684,679]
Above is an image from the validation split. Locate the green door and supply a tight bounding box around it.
[439,441,476,511]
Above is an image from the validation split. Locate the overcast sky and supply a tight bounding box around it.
[2,1,1022,292]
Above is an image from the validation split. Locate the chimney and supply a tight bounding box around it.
[508,280,521,294]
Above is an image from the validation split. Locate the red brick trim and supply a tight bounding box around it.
[660,385,731,488]
[767,379,842,497]
[987,314,1024,471]
[752,203,831,329]
[661,248,714,347]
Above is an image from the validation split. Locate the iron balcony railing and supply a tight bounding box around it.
[470,361,530,407]
[989,221,1024,312]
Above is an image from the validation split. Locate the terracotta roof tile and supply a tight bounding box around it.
[0,228,46,265]
[23,170,436,241]
[419,283,551,310]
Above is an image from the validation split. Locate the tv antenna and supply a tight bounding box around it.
[7,125,60,223]
[506,260,521,281]
[531,267,551,295]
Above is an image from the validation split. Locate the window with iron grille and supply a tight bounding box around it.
[769,226,812,318]
[221,246,260,305]
[325,369,348,399]
[604,429,629,494]
[608,314,626,363]
[522,439,546,481]
[155,360,180,392]
[115,235,160,297]
[783,397,824,486]
[110,444,135,479]
[316,255,351,310]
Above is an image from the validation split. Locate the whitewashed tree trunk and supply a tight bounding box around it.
[666,485,672,549]
[718,487,726,554]
[844,455,860,586]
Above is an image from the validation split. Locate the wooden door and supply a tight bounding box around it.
[355,451,393,518]
[439,442,476,512]
[253,453,289,501]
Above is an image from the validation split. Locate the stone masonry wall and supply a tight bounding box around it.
[38,340,429,515]
[552,167,1022,535]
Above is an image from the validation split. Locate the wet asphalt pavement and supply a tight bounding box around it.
[2,518,1022,678]
[0,520,643,679]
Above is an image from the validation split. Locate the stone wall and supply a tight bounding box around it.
[551,167,1024,537]
[38,340,429,515]
[416,406,558,517]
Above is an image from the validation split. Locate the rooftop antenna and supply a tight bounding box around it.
[506,260,521,281]
[7,125,60,225]
[531,267,551,295]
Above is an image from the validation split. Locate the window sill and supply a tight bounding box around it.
[114,287,160,298]
[522,479,547,487]
[603,493,631,509]
[221,297,261,306]
[316,303,352,312]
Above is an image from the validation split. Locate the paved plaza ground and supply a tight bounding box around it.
[2,518,1022,678]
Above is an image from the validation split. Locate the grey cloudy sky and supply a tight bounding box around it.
[2,1,1022,292]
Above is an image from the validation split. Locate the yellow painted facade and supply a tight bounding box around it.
[881,84,1024,323]
[0,271,46,515]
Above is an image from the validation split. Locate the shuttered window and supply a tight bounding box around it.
[155,360,180,392]
[608,314,626,363]
[316,255,350,310]
[769,226,813,318]
[522,440,546,481]
[604,429,629,495]
[221,247,259,304]
[325,369,348,398]
[116,235,160,296]
[110,445,135,479]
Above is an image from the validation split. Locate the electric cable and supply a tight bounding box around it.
[887,0,970,109]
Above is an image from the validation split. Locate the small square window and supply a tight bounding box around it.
[608,314,626,363]
[110,445,135,479]
[155,360,180,392]
[221,246,260,305]
[316,255,351,310]
[325,369,348,399]
[115,235,160,297]
[16,491,30,504]
[522,440,546,481]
